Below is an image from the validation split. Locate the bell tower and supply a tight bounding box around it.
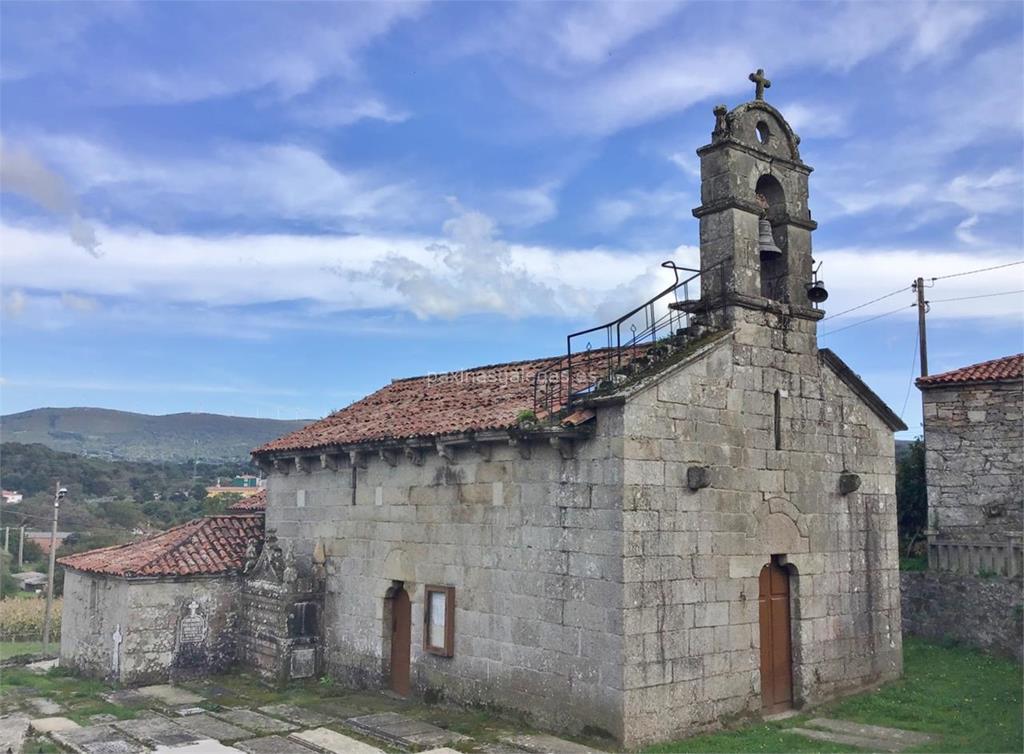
[692,70,824,338]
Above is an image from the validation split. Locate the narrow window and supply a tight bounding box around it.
[774,390,782,450]
[423,585,455,657]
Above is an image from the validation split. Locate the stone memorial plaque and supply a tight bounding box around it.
[290,648,316,679]
[180,600,208,644]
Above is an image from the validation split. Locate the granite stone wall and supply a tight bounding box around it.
[265,406,627,741]
[618,317,902,746]
[901,571,1023,662]
[60,570,240,684]
[922,380,1023,541]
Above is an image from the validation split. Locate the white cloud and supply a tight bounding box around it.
[0,140,101,256]
[492,182,561,227]
[29,135,430,231]
[3,289,27,318]
[776,101,848,138]
[0,211,676,323]
[591,187,693,232]
[818,247,1024,329]
[60,292,98,313]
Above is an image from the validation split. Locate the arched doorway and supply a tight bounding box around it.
[386,584,411,695]
[759,557,793,713]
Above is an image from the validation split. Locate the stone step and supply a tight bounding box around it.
[789,726,908,752]
[291,727,386,754]
[500,733,608,754]
[806,717,935,746]
[345,712,468,750]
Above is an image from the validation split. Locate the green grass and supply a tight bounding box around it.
[0,667,140,724]
[823,638,1022,753]
[645,637,1022,753]
[0,640,44,660]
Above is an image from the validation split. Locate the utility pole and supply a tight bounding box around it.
[18,525,25,567]
[42,482,67,654]
[914,277,929,377]
[3,527,8,554]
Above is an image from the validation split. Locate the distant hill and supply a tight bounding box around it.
[0,407,311,462]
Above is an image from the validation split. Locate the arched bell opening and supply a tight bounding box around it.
[755,174,789,302]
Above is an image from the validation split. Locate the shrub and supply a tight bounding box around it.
[0,597,61,641]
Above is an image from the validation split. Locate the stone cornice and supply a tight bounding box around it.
[696,137,813,174]
[691,197,818,231]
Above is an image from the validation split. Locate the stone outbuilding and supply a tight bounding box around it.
[58,505,264,684]
[916,354,1023,575]
[250,79,907,746]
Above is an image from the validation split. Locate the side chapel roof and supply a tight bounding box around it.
[58,514,263,578]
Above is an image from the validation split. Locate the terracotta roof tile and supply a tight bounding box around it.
[255,351,617,454]
[226,489,267,512]
[58,514,263,578]
[916,353,1023,388]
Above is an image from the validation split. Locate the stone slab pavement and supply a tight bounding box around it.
[136,684,205,706]
[102,690,150,707]
[213,709,298,734]
[175,713,254,742]
[291,727,386,754]
[0,713,30,754]
[151,741,246,754]
[501,733,608,754]
[25,697,62,715]
[114,715,204,748]
[25,658,58,674]
[259,703,337,728]
[346,711,469,748]
[29,716,80,733]
[51,722,148,754]
[790,717,936,753]
[237,734,321,753]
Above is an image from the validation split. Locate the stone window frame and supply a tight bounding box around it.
[423,584,455,657]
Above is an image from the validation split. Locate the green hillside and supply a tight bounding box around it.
[0,407,311,462]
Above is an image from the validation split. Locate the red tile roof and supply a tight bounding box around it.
[256,351,615,454]
[917,353,1023,388]
[226,489,267,512]
[58,514,264,578]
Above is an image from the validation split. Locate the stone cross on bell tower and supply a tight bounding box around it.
[691,72,822,349]
[749,68,771,100]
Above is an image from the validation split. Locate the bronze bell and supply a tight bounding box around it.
[807,279,829,303]
[757,218,782,257]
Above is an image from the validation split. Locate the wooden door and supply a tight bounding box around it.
[759,559,793,713]
[389,587,411,695]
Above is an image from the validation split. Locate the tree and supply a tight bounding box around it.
[896,437,928,549]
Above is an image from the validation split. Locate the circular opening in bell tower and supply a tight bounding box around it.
[756,121,770,145]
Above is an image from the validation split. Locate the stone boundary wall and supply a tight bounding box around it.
[900,571,1023,662]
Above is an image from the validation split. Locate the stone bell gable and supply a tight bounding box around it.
[249,72,905,747]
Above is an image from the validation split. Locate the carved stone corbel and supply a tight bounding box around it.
[437,441,456,464]
[470,439,492,462]
[273,458,291,476]
[320,453,338,471]
[550,436,574,460]
[295,456,312,474]
[404,446,424,466]
[349,450,367,469]
[379,448,398,467]
[509,435,531,459]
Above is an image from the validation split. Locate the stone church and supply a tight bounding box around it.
[61,74,906,747]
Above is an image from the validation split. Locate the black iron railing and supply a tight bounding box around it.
[533,259,729,418]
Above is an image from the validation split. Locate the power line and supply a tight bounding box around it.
[899,333,920,420]
[819,303,916,338]
[929,290,1024,304]
[822,286,911,321]
[930,260,1024,281]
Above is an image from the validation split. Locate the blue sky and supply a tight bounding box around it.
[1,0,1022,438]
